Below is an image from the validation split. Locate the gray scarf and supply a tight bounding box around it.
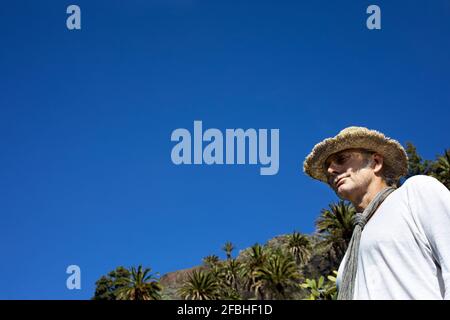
[337,186,396,300]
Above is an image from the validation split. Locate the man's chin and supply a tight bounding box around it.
[335,187,352,200]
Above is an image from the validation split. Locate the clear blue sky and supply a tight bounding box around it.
[0,0,449,299]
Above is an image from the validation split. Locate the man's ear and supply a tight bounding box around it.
[372,153,384,174]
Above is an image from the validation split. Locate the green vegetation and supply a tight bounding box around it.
[178,269,220,300]
[92,145,449,300]
[93,265,161,300]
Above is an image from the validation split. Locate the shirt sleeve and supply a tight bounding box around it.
[406,175,450,300]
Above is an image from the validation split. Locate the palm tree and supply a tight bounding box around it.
[432,149,450,189]
[316,201,356,266]
[202,255,220,268]
[222,241,235,260]
[223,258,242,292]
[115,265,162,300]
[209,259,243,300]
[241,244,268,299]
[286,232,312,266]
[178,269,219,300]
[253,252,300,300]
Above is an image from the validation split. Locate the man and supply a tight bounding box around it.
[303,126,450,300]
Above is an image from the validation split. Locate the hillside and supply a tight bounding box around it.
[159,233,337,300]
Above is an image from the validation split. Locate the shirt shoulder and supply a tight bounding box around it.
[395,175,450,222]
[399,175,450,224]
[401,175,446,192]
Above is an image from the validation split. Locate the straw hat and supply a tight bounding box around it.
[303,126,408,183]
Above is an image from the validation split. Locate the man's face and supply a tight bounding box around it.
[324,149,376,200]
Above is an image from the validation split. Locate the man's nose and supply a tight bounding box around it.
[327,162,340,176]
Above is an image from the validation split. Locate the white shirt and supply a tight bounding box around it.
[336,175,450,299]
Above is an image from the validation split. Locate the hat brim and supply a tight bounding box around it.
[303,128,408,183]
